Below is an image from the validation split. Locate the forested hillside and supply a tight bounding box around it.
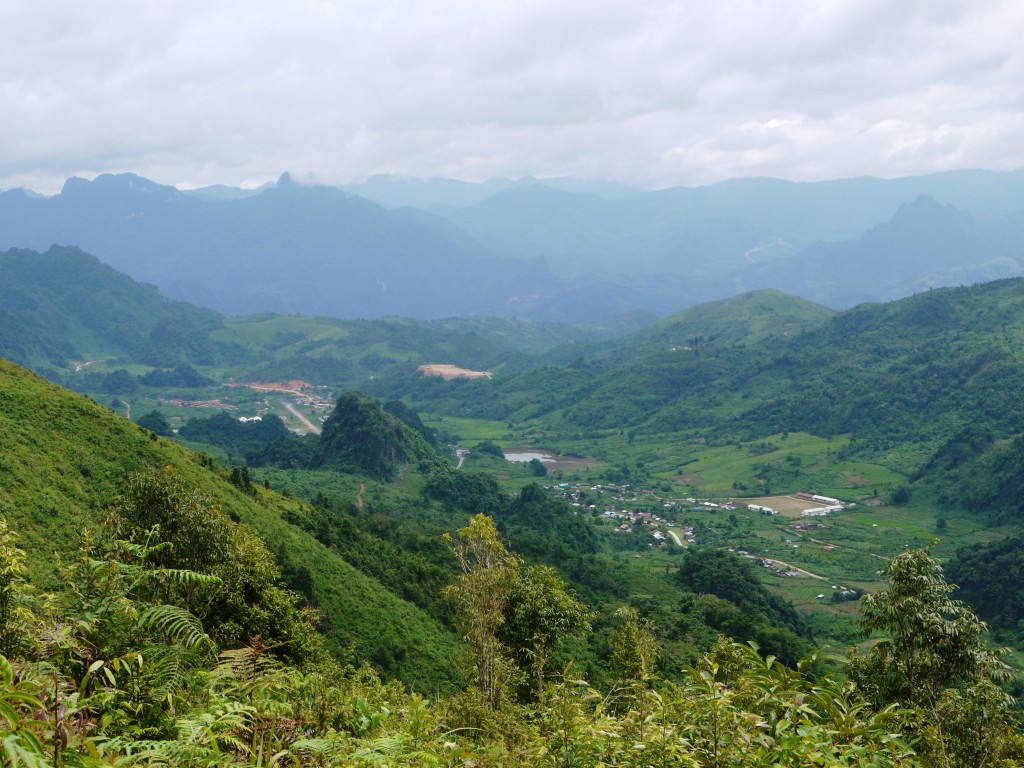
[0,358,461,689]
[406,278,1024,520]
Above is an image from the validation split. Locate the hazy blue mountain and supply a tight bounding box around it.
[343,174,640,211]
[0,173,559,319]
[764,196,1024,308]
[7,169,1024,324]
[182,182,275,201]
[434,170,1024,314]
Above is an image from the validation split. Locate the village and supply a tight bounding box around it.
[544,480,858,589]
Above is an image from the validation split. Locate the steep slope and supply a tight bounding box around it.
[0,357,460,689]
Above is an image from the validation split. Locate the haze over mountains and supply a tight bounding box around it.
[2,169,1024,323]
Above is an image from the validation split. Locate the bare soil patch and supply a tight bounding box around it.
[417,364,492,380]
[233,380,312,395]
[737,495,826,517]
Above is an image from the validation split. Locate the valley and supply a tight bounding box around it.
[4,218,1024,765]
[6,6,1023,761]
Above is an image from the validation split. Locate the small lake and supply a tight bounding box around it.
[505,452,557,463]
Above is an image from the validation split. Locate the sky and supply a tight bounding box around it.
[2,1,1023,194]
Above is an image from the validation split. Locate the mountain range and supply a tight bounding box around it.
[3,169,1024,322]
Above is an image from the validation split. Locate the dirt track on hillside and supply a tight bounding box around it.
[282,400,321,434]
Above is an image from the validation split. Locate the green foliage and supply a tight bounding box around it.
[444,514,519,708]
[0,516,40,658]
[135,409,172,436]
[139,363,216,388]
[177,411,290,456]
[675,548,812,665]
[608,606,659,686]
[849,543,1019,768]
[501,564,590,704]
[310,391,436,480]
[475,440,506,458]
[946,534,1024,632]
[383,398,439,447]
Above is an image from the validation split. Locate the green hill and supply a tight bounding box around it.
[0,245,226,372]
[0,356,460,689]
[408,278,1024,521]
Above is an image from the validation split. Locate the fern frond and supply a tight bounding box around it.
[139,604,214,651]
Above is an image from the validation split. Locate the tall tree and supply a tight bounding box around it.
[849,543,1023,768]
[444,514,519,708]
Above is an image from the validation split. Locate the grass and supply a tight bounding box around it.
[0,358,461,691]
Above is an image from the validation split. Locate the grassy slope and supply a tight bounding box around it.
[0,357,460,690]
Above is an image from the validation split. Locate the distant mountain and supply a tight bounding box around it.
[767,195,1024,308]
[343,174,641,212]
[0,172,557,320]
[181,181,275,201]
[438,170,1024,308]
[8,168,1024,323]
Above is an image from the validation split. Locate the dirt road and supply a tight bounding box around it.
[667,529,684,546]
[753,556,826,580]
[282,400,321,434]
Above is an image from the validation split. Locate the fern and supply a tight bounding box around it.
[138,604,214,652]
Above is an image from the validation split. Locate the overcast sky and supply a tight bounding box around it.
[2,1,1022,193]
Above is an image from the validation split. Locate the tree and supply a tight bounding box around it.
[0,515,40,658]
[501,564,590,706]
[608,606,658,686]
[136,409,172,436]
[849,543,1021,768]
[443,514,519,708]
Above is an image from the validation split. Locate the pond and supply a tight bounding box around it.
[504,451,556,463]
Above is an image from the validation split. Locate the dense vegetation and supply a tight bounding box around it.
[8,234,1024,763]
[3,503,1019,766]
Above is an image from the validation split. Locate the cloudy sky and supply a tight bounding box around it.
[2,1,1022,193]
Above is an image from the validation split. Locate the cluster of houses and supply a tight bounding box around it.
[601,508,696,545]
[548,482,695,546]
[545,482,856,549]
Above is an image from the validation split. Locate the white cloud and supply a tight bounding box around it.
[1,0,1022,192]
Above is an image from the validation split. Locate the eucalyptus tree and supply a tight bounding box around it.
[444,514,519,708]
